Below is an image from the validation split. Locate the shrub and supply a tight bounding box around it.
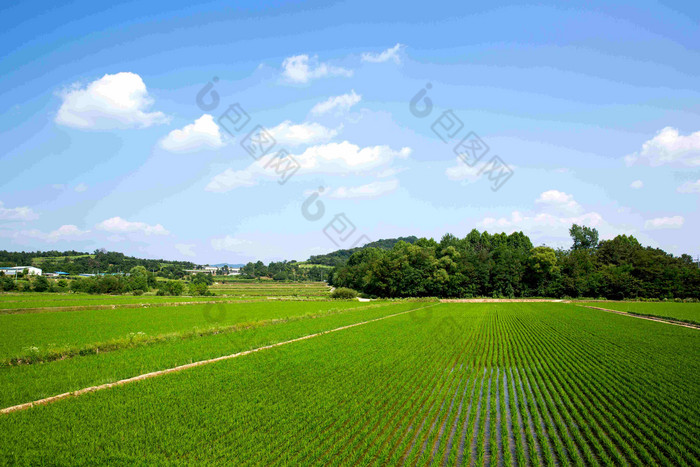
[156,280,185,296]
[0,275,16,291]
[188,282,212,296]
[330,287,358,299]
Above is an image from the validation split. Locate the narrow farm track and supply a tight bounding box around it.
[0,303,438,415]
[578,305,700,329]
[0,302,697,466]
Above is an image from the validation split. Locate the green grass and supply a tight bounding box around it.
[576,300,700,324]
[0,301,420,409]
[0,300,373,364]
[0,293,246,310]
[0,302,697,465]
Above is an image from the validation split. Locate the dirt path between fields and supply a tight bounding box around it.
[0,303,438,415]
[440,299,570,303]
[578,305,699,330]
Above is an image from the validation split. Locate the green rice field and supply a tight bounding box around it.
[576,300,700,325]
[0,294,697,465]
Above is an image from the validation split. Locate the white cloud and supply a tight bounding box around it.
[310,90,362,115]
[474,190,648,249]
[205,169,258,192]
[445,159,482,183]
[205,141,410,193]
[326,179,399,199]
[16,225,89,243]
[644,216,684,230]
[0,201,39,221]
[74,183,88,193]
[478,210,611,249]
[293,141,410,174]
[677,179,700,193]
[630,180,643,189]
[55,72,169,129]
[535,190,583,215]
[159,114,224,152]
[281,55,353,83]
[625,127,700,167]
[47,225,89,241]
[361,43,405,64]
[445,158,518,186]
[211,235,253,252]
[267,121,340,146]
[175,243,196,257]
[376,166,408,178]
[96,216,169,236]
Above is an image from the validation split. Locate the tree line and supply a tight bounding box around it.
[0,267,214,296]
[239,261,331,281]
[0,249,195,278]
[328,225,700,299]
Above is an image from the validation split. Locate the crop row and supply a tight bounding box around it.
[0,300,373,363]
[0,302,424,409]
[0,303,696,465]
[575,301,700,325]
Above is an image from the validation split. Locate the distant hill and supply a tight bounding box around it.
[210,263,246,268]
[306,236,418,267]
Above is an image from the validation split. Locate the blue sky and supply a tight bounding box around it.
[1,0,698,263]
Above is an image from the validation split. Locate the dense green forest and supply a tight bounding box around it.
[238,261,330,281]
[0,249,195,278]
[328,225,700,299]
[306,236,418,266]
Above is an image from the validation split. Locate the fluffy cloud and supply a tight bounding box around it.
[677,179,700,193]
[211,235,253,252]
[205,169,258,192]
[630,180,643,189]
[281,55,353,83]
[326,179,399,199]
[445,158,518,186]
[644,216,684,230]
[267,121,339,146]
[0,201,39,221]
[479,210,605,235]
[17,225,90,243]
[206,142,410,192]
[361,43,404,64]
[74,183,88,192]
[159,114,224,152]
[445,159,482,183]
[310,90,362,115]
[535,190,583,215]
[175,243,196,257]
[46,225,89,241]
[96,216,169,235]
[293,141,410,173]
[55,72,169,129]
[475,190,636,247]
[625,127,700,167]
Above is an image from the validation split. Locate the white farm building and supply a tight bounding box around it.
[0,266,43,276]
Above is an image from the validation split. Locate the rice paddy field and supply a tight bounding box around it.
[0,293,698,466]
[0,281,331,311]
[209,280,331,298]
[576,300,700,325]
